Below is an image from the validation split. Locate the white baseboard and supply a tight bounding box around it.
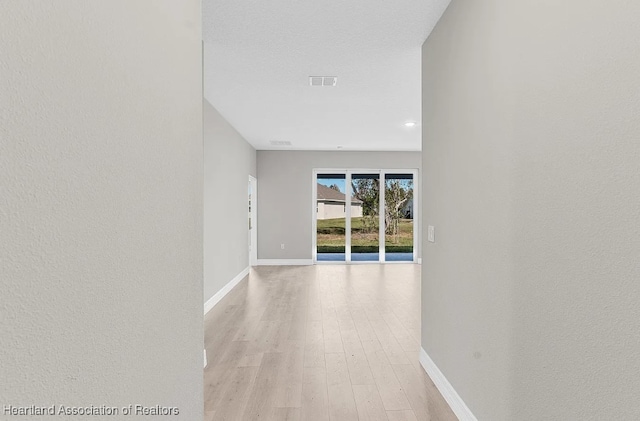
[419,348,477,421]
[257,259,313,266]
[203,349,207,368]
[204,266,249,315]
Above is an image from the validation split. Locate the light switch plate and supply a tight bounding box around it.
[428,226,435,243]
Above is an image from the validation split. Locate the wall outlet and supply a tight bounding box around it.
[428,226,435,243]
[280,243,285,249]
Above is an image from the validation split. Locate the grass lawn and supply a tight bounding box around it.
[317,217,413,253]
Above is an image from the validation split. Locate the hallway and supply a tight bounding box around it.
[204,265,456,420]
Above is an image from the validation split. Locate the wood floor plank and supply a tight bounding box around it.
[404,350,422,371]
[325,352,359,421]
[382,311,419,353]
[301,366,330,421]
[241,352,285,420]
[362,339,412,411]
[213,339,252,367]
[392,363,457,421]
[386,409,419,421]
[266,320,295,353]
[288,309,308,341]
[204,363,238,411]
[268,407,302,421]
[352,384,389,421]
[322,312,344,354]
[236,347,264,368]
[208,366,258,420]
[353,310,379,342]
[341,329,376,385]
[368,316,412,365]
[304,319,325,368]
[273,345,304,408]
[203,265,456,421]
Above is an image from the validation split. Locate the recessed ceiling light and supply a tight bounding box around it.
[404,121,417,128]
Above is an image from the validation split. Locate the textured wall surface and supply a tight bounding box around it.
[0,2,203,420]
[257,151,421,259]
[203,100,256,303]
[422,0,640,420]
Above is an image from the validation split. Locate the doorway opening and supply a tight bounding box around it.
[248,175,257,266]
[312,169,418,263]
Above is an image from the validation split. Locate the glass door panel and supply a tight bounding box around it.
[316,173,347,261]
[384,173,414,261]
[350,173,380,261]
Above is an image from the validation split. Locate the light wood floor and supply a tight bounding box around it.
[204,264,457,421]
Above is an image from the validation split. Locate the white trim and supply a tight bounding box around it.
[249,176,258,267]
[204,349,207,368]
[412,169,419,263]
[203,267,250,315]
[312,168,420,265]
[315,260,418,265]
[379,171,386,262]
[315,261,348,265]
[311,174,318,262]
[257,259,313,266]
[419,348,477,421]
[345,172,352,262]
[383,261,417,265]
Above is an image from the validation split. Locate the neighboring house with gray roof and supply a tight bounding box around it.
[317,184,363,220]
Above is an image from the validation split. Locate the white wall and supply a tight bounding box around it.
[257,151,420,260]
[422,1,640,420]
[0,2,203,420]
[203,99,256,304]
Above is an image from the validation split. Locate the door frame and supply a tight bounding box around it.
[249,175,258,267]
[311,168,419,264]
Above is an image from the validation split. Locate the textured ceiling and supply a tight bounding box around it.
[203,0,451,151]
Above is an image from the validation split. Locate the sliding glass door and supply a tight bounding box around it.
[350,173,380,261]
[384,173,414,262]
[316,173,347,261]
[314,169,417,263]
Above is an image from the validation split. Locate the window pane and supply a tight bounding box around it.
[316,174,346,261]
[351,173,380,262]
[384,174,414,261]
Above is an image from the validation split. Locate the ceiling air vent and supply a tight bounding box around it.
[309,76,337,87]
[269,140,292,146]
